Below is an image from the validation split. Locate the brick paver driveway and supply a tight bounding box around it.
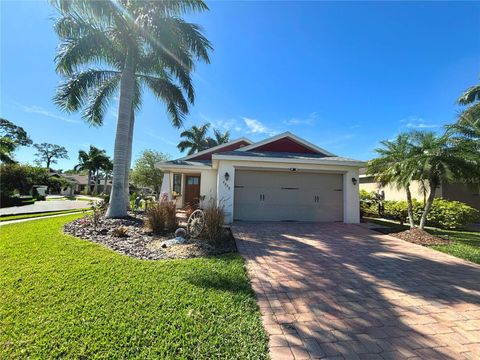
[232,222,480,359]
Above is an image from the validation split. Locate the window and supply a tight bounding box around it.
[173,174,181,194]
[187,177,199,185]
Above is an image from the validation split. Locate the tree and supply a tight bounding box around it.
[74,145,109,195]
[207,129,230,148]
[101,157,113,194]
[409,131,480,229]
[130,150,169,196]
[367,134,417,228]
[51,0,212,218]
[0,118,32,163]
[457,82,480,121]
[33,143,68,169]
[177,123,211,155]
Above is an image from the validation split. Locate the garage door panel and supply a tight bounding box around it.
[234,170,343,222]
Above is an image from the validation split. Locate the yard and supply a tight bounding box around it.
[366,217,480,264]
[0,215,268,359]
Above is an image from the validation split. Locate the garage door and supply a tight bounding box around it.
[233,170,343,222]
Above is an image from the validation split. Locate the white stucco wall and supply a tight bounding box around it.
[216,159,361,224]
[200,169,218,207]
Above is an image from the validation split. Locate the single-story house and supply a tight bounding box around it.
[359,169,480,210]
[157,132,365,224]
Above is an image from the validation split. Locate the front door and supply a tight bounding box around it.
[184,175,201,206]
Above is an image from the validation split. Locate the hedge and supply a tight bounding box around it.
[360,191,479,229]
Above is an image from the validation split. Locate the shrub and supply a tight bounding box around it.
[359,190,381,218]
[203,202,225,244]
[163,201,177,232]
[145,201,177,235]
[380,197,478,229]
[112,226,129,237]
[422,198,479,229]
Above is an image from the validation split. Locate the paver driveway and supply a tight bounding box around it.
[232,222,480,360]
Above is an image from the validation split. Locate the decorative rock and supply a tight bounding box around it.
[63,213,236,260]
[175,228,187,238]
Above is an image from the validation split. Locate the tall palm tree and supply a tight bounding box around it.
[207,129,230,148]
[177,123,210,155]
[367,134,417,228]
[52,0,212,218]
[75,146,108,195]
[409,131,480,229]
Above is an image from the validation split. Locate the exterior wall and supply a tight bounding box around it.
[199,169,218,207]
[442,183,480,210]
[217,159,361,224]
[360,177,442,201]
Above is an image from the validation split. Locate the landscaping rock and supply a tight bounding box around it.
[63,214,236,260]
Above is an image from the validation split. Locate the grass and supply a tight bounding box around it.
[0,215,268,359]
[365,217,480,264]
[0,208,91,222]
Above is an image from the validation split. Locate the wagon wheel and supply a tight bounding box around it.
[187,209,205,238]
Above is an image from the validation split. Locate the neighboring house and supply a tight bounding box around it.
[359,169,480,210]
[157,132,365,224]
[56,173,113,195]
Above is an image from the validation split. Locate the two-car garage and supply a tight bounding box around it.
[233,169,344,222]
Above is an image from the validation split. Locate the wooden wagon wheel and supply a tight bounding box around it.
[187,209,205,238]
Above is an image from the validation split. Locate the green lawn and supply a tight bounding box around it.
[365,217,480,264]
[0,215,268,359]
[0,208,91,222]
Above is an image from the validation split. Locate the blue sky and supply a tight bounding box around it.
[1,1,479,170]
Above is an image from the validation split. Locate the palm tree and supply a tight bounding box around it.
[177,123,211,155]
[207,129,230,148]
[457,82,480,121]
[75,146,108,195]
[409,131,480,229]
[101,157,113,195]
[367,134,417,228]
[51,0,212,218]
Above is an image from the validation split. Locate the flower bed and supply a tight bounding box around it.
[64,214,236,260]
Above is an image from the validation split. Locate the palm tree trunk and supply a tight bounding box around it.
[106,53,135,218]
[104,173,108,194]
[94,169,99,194]
[87,170,92,195]
[124,110,135,211]
[419,180,437,229]
[405,184,415,228]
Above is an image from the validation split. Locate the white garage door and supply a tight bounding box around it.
[233,170,343,222]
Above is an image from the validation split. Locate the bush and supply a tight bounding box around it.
[379,197,478,229]
[203,202,225,244]
[359,190,378,217]
[422,198,479,229]
[145,201,178,235]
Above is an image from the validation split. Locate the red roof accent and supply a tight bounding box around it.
[248,137,319,154]
[189,140,251,161]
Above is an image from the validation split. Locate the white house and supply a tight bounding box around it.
[157,132,365,224]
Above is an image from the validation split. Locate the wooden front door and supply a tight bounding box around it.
[184,175,201,206]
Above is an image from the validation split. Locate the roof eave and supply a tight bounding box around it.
[212,154,366,167]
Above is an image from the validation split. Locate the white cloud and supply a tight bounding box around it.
[22,105,80,124]
[242,117,277,136]
[283,112,318,126]
[199,113,244,133]
[401,116,440,129]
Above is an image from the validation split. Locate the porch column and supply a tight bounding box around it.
[160,172,171,202]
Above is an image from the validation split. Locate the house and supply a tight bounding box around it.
[359,169,480,210]
[157,132,365,224]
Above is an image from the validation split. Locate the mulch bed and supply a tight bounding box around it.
[391,228,453,246]
[63,214,237,260]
